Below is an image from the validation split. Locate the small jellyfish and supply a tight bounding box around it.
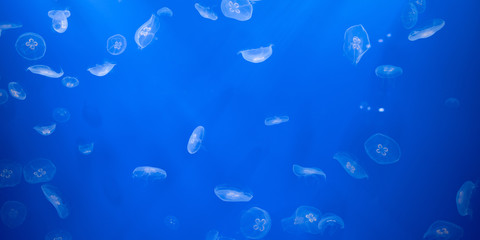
[41,184,69,219]
[187,126,205,154]
[33,123,56,136]
[401,3,418,30]
[195,3,218,21]
[317,213,345,236]
[135,8,172,49]
[423,220,463,240]
[375,65,403,78]
[0,160,22,188]
[157,7,173,17]
[23,158,56,184]
[264,116,289,126]
[221,0,255,21]
[206,230,236,240]
[0,23,22,37]
[78,142,94,155]
[61,76,79,88]
[240,207,271,239]
[292,164,326,181]
[410,0,426,13]
[45,230,72,240]
[52,107,71,123]
[132,166,167,182]
[87,62,115,77]
[1,201,27,228]
[408,19,445,41]
[343,24,371,65]
[164,215,179,230]
[456,181,477,217]
[106,34,127,55]
[48,10,70,33]
[364,133,401,164]
[214,185,253,202]
[239,44,273,63]
[0,88,8,104]
[15,32,46,60]
[8,82,26,100]
[333,152,368,179]
[444,97,460,109]
[27,65,64,78]
[281,206,322,234]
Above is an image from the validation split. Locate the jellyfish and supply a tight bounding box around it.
[195,3,218,21]
[157,7,173,17]
[78,142,94,155]
[456,181,477,217]
[33,123,56,136]
[61,76,79,88]
[164,215,179,230]
[364,133,401,164]
[0,160,22,188]
[264,116,289,126]
[45,230,72,240]
[0,23,22,37]
[444,97,460,109]
[41,184,70,219]
[333,152,368,179]
[135,8,172,49]
[214,185,253,202]
[8,82,26,100]
[221,0,256,21]
[0,89,8,104]
[187,126,205,154]
[317,213,344,236]
[375,65,403,78]
[281,206,322,234]
[401,3,418,30]
[106,34,127,55]
[48,10,70,33]
[87,62,115,76]
[423,220,463,240]
[15,32,46,60]
[343,24,371,65]
[408,19,445,41]
[23,158,56,184]
[132,166,167,182]
[240,207,271,239]
[52,107,71,123]
[1,201,27,228]
[410,0,426,13]
[292,164,326,181]
[27,65,64,78]
[239,44,273,63]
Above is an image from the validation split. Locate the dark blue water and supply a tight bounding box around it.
[1,0,479,239]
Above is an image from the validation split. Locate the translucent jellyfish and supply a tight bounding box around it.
[27,65,64,78]
[0,88,8,104]
[87,62,115,77]
[8,82,26,100]
[408,19,445,41]
[239,45,273,63]
[195,3,218,21]
[317,213,345,236]
[401,3,418,30]
[1,201,27,228]
[135,8,172,49]
[78,142,94,155]
[214,185,253,202]
[240,207,271,239]
[23,158,56,184]
[0,160,22,188]
[157,7,173,17]
[0,23,22,37]
[132,166,167,182]
[292,164,326,180]
[41,184,69,219]
[444,97,460,109]
[187,126,205,154]
[48,10,70,33]
[164,215,179,230]
[52,107,71,123]
[343,24,371,65]
[375,65,403,78]
[45,230,72,240]
[423,220,463,240]
[221,0,255,21]
[364,133,401,164]
[264,116,289,126]
[61,76,79,88]
[281,206,322,234]
[15,32,46,60]
[456,181,477,217]
[33,123,56,136]
[206,230,236,240]
[410,0,426,13]
[106,34,127,55]
[333,152,368,179]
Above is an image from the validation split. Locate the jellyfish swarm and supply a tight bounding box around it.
[401,3,418,30]
[134,7,172,49]
[317,213,344,236]
[41,184,70,219]
[364,133,401,164]
[0,160,22,188]
[194,3,218,21]
[106,34,127,55]
[221,0,256,21]
[52,107,71,123]
[408,19,445,41]
[132,166,167,183]
[343,25,371,65]
[1,201,27,228]
[264,116,289,126]
[423,220,463,240]
[23,158,56,184]
[27,65,64,78]
[45,230,72,240]
[33,123,56,136]
[0,89,8,104]
[333,152,368,179]
[15,32,46,60]
[292,164,326,183]
[8,82,26,100]
[456,181,477,217]
[87,62,115,77]
[375,65,403,79]
[48,10,70,33]
[62,76,79,88]
[187,126,205,154]
[239,45,273,63]
[214,185,253,202]
[281,206,322,234]
[240,207,272,239]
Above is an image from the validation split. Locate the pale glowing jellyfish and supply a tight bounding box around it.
[317,213,345,236]
[423,220,463,240]
[343,24,371,65]
[281,206,322,234]
[206,229,235,240]
[214,185,253,202]
[45,230,72,240]
[0,160,22,188]
[23,158,56,184]
[132,166,167,182]
[164,215,179,230]
[1,201,27,228]
[410,0,426,13]
[408,19,445,41]
[333,152,368,179]
[375,65,403,78]
[292,164,326,181]
[195,3,218,21]
[106,34,127,55]
[0,23,22,37]
[15,32,46,60]
[52,107,71,123]
[61,76,79,88]
[134,7,172,49]
[239,44,273,63]
[78,142,94,155]
[264,116,289,126]
[221,0,256,21]
[187,126,205,154]
[364,133,401,164]
[48,10,70,33]
[8,82,26,100]
[27,65,64,78]
[41,184,70,219]
[87,62,115,76]
[456,181,477,217]
[240,207,271,239]
[33,123,56,136]
[401,3,418,29]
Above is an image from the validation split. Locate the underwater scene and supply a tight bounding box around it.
[0,0,479,239]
